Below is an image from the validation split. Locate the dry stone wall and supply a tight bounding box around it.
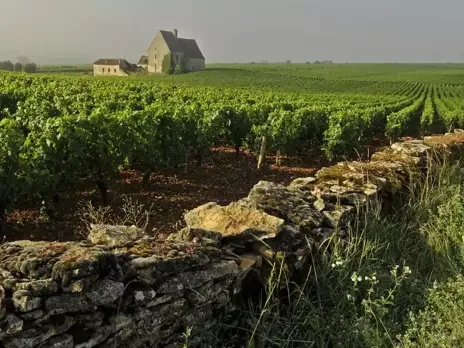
[1,131,464,348]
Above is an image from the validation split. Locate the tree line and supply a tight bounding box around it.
[0,60,37,73]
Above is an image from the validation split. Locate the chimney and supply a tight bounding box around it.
[173,29,178,38]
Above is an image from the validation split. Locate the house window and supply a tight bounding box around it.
[192,65,194,71]
[114,68,117,73]
[155,54,156,59]
[176,54,179,62]
[102,68,105,73]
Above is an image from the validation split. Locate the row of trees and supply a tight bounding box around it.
[0,61,37,73]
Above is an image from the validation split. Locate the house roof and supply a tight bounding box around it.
[177,38,204,59]
[93,58,130,67]
[138,55,148,65]
[159,30,182,52]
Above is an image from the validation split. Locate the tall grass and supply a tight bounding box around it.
[242,159,464,348]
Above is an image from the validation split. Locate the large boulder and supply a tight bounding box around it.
[391,140,430,156]
[88,225,145,247]
[184,202,285,240]
[244,181,324,231]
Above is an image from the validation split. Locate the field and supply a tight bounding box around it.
[2,63,464,347]
[1,63,464,242]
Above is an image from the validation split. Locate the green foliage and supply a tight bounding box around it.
[14,62,22,72]
[401,275,464,347]
[174,56,188,75]
[0,61,14,71]
[162,53,173,75]
[243,162,464,348]
[23,63,37,73]
[0,66,464,214]
[0,118,25,217]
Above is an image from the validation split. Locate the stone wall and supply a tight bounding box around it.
[1,131,464,348]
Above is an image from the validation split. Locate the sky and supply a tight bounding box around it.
[0,0,463,64]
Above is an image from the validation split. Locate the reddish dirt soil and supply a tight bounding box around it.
[2,142,389,243]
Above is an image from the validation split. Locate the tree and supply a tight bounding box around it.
[14,62,22,72]
[0,61,14,71]
[162,53,173,75]
[23,63,37,73]
[16,55,30,65]
[286,60,292,64]
[174,56,188,75]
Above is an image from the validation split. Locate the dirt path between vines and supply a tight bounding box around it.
[3,142,389,243]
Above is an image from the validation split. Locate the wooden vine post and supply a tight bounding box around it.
[257,135,267,170]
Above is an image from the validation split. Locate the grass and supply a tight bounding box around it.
[34,63,464,93]
[230,159,464,348]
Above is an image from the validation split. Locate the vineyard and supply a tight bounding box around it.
[1,64,464,240]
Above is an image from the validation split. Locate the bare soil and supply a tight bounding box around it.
[2,142,389,243]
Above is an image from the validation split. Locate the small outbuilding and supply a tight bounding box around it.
[93,58,131,76]
[137,55,148,70]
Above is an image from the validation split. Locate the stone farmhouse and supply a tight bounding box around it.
[138,29,205,73]
[93,59,131,76]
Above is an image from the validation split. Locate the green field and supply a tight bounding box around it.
[1,63,464,216]
[2,64,464,347]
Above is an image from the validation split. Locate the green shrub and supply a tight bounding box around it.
[241,162,464,348]
[162,53,173,75]
[401,275,464,347]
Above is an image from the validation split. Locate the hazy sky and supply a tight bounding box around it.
[1,0,463,64]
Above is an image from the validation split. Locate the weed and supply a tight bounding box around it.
[241,161,464,348]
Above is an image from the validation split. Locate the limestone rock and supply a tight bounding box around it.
[38,334,73,348]
[88,224,145,247]
[288,177,317,190]
[45,294,91,315]
[246,181,324,231]
[184,202,285,240]
[239,254,263,270]
[61,275,99,293]
[0,314,23,339]
[391,140,430,156]
[323,205,355,229]
[287,177,317,200]
[15,279,59,296]
[75,312,105,327]
[157,261,239,294]
[3,330,52,348]
[20,309,45,321]
[5,315,75,347]
[313,198,326,212]
[86,279,125,306]
[134,289,157,307]
[145,294,175,308]
[12,290,42,313]
[170,227,222,247]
